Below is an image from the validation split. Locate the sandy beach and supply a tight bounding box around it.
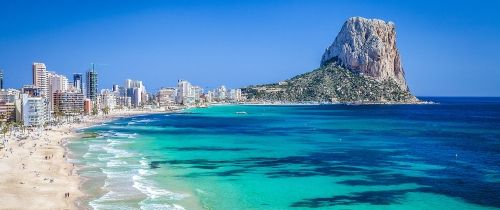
[0,109,166,210]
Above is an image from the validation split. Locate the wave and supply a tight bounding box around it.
[99,131,138,139]
[136,119,156,123]
[133,174,188,200]
[80,131,188,210]
[107,159,128,168]
[139,203,186,210]
[102,145,135,158]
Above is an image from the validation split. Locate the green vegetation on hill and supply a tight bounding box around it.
[242,62,417,103]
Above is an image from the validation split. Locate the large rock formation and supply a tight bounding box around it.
[321,17,408,91]
[243,17,417,103]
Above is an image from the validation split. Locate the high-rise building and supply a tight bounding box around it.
[176,80,193,105]
[49,73,68,93]
[100,89,116,110]
[47,72,69,111]
[126,87,141,107]
[32,63,51,120]
[32,63,48,98]
[112,84,119,92]
[21,93,46,126]
[53,91,84,116]
[0,69,4,90]
[86,64,98,101]
[0,89,21,123]
[215,85,227,101]
[228,89,243,102]
[125,79,145,107]
[157,87,176,107]
[73,73,83,93]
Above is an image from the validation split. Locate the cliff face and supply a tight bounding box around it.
[243,17,417,104]
[321,17,408,91]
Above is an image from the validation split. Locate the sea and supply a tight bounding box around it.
[67,97,500,210]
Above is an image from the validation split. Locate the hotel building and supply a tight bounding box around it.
[73,73,83,93]
[157,87,176,107]
[21,94,46,126]
[86,65,98,101]
[53,91,84,116]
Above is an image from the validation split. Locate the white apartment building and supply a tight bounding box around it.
[176,80,194,105]
[100,89,117,110]
[215,85,227,101]
[157,87,177,107]
[125,79,146,107]
[229,89,243,102]
[22,94,46,126]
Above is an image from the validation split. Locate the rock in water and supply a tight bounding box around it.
[321,17,408,91]
[243,17,418,104]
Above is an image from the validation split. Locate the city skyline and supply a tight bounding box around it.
[0,1,499,96]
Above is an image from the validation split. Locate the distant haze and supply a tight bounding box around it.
[0,0,499,96]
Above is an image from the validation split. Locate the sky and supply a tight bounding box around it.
[0,0,499,96]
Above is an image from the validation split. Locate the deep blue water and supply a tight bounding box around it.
[68,97,500,209]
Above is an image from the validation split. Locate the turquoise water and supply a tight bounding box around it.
[68,97,500,210]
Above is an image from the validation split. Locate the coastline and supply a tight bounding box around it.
[239,99,436,106]
[0,109,167,210]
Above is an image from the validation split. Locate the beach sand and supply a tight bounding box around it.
[0,109,166,210]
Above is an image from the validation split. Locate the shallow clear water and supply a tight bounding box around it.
[68,97,500,210]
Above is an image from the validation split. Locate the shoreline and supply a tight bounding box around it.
[238,100,436,106]
[0,109,168,210]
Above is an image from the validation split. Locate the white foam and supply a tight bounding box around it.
[139,159,149,167]
[107,159,128,167]
[132,177,188,200]
[139,203,186,210]
[138,169,157,176]
[88,143,105,152]
[110,132,138,139]
[102,145,134,158]
[102,168,130,179]
[137,119,156,123]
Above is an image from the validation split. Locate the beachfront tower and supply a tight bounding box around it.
[0,69,4,90]
[86,64,98,101]
[73,73,83,93]
[32,63,48,98]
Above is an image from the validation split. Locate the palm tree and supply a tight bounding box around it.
[92,106,99,116]
[102,106,110,115]
[1,122,10,140]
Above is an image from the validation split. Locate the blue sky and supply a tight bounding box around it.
[0,0,499,96]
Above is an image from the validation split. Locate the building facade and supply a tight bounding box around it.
[0,89,21,123]
[32,63,48,98]
[53,91,84,116]
[100,89,116,110]
[0,69,3,90]
[21,94,46,126]
[86,65,98,101]
[83,99,92,115]
[73,73,83,93]
[125,79,146,107]
[157,87,176,107]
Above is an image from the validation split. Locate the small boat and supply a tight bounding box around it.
[235,111,248,115]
